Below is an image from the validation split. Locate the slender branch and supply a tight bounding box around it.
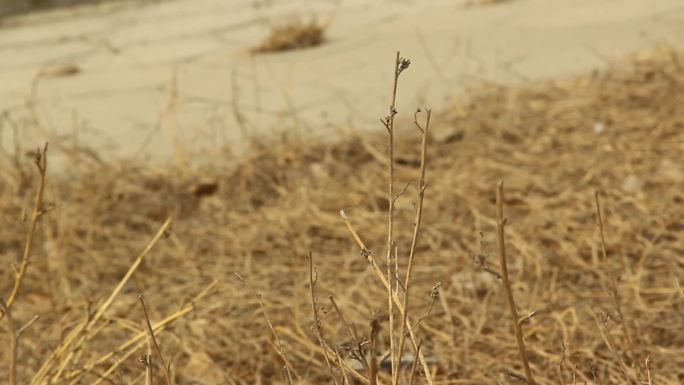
[1,300,18,385]
[328,295,368,370]
[382,50,412,383]
[333,346,351,385]
[594,311,640,384]
[408,340,422,385]
[607,283,642,378]
[0,299,38,385]
[1,143,48,385]
[594,190,609,261]
[496,180,536,385]
[385,51,401,380]
[596,192,642,376]
[369,316,382,385]
[308,253,340,385]
[3,143,49,317]
[138,294,172,385]
[144,326,153,385]
[395,109,431,385]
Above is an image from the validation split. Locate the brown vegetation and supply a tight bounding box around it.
[251,18,326,54]
[1,49,683,385]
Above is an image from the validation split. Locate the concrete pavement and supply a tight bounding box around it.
[1,0,683,166]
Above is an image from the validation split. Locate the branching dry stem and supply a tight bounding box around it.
[385,51,402,380]
[395,108,431,385]
[3,143,49,319]
[496,180,536,385]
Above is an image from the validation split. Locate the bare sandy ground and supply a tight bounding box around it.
[1,0,683,166]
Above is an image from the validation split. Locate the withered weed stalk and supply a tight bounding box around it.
[339,51,437,385]
[496,180,536,385]
[594,190,645,384]
[1,143,48,385]
[138,294,172,385]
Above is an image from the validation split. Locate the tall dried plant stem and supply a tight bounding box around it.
[595,191,641,377]
[408,340,422,385]
[1,144,47,385]
[144,320,154,385]
[369,318,382,385]
[394,109,431,385]
[385,50,401,379]
[139,294,173,385]
[0,300,38,385]
[2,143,49,318]
[496,181,536,385]
[1,300,18,385]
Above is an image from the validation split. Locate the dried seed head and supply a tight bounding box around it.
[430,282,442,300]
[398,58,411,74]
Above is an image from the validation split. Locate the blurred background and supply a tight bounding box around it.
[1,0,683,169]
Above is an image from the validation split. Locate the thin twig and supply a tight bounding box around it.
[395,108,431,385]
[369,316,382,385]
[1,299,18,385]
[144,325,153,385]
[385,51,402,380]
[594,190,608,261]
[406,283,440,334]
[596,192,642,377]
[0,299,38,385]
[3,143,49,317]
[607,283,642,378]
[408,340,422,385]
[308,253,340,385]
[496,180,536,385]
[334,346,351,385]
[138,294,172,385]
[328,295,368,370]
[593,310,639,384]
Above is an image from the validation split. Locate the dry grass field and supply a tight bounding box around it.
[1,48,683,385]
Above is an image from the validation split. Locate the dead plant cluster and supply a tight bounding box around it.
[1,49,683,385]
[251,18,326,54]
